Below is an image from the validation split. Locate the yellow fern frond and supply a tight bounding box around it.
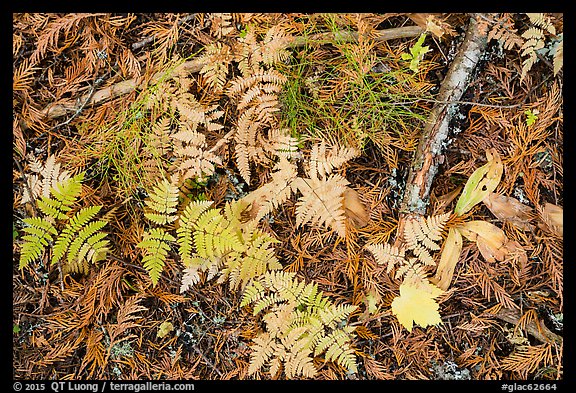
[143,178,179,225]
[19,173,108,274]
[137,228,176,286]
[176,200,214,266]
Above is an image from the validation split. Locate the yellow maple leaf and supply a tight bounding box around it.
[391,278,443,332]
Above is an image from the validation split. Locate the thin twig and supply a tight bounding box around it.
[50,77,104,130]
[190,343,224,377]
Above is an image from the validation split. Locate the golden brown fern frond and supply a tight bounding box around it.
[208,13,235,38]
[241,156,298,222]
[365,243,406,273]
[403,212,450,266]
[257,25,294,66]
[307,140,360,180]
[226,69,287,98]
[293,174,350,237]
[234,107,264,184]
[486,14,523,50]
[198,42,234,91]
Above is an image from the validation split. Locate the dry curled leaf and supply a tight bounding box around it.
[483,192,535,231]
[537,202,563,238]
[457,220,508,262]
[457,220,527,264]
[343,187,370,228]
[455,149,503,216]
[431,227,463,290]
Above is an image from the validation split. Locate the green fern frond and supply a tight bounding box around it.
[144,178,179,225]
[177,200,214,265]
[224,228,280,290]
[193,208,243,259]
[18,172,108,274]
[51,206,102,264]
[66,220,109,265]
[19,217,58,269]
[37,173,84,220]
[138,228,176,286]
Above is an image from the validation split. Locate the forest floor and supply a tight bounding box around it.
[13,13,563,381]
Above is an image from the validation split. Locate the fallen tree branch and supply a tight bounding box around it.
[25,26,424,130]
[290,25,423,47]
[395,13,491,245]
[495,307,562,345]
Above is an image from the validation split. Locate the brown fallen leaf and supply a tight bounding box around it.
[406,14,455,38]
[457,220,508,262]
[343,187,370,228]
[483,192,535,231]
[431,227,463,290]
[458,220,527,264]
[432,186,462,213]
[537,202,563,238]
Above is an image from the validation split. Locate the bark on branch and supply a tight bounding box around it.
[26,26,423,129]
[395,14,490,244]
